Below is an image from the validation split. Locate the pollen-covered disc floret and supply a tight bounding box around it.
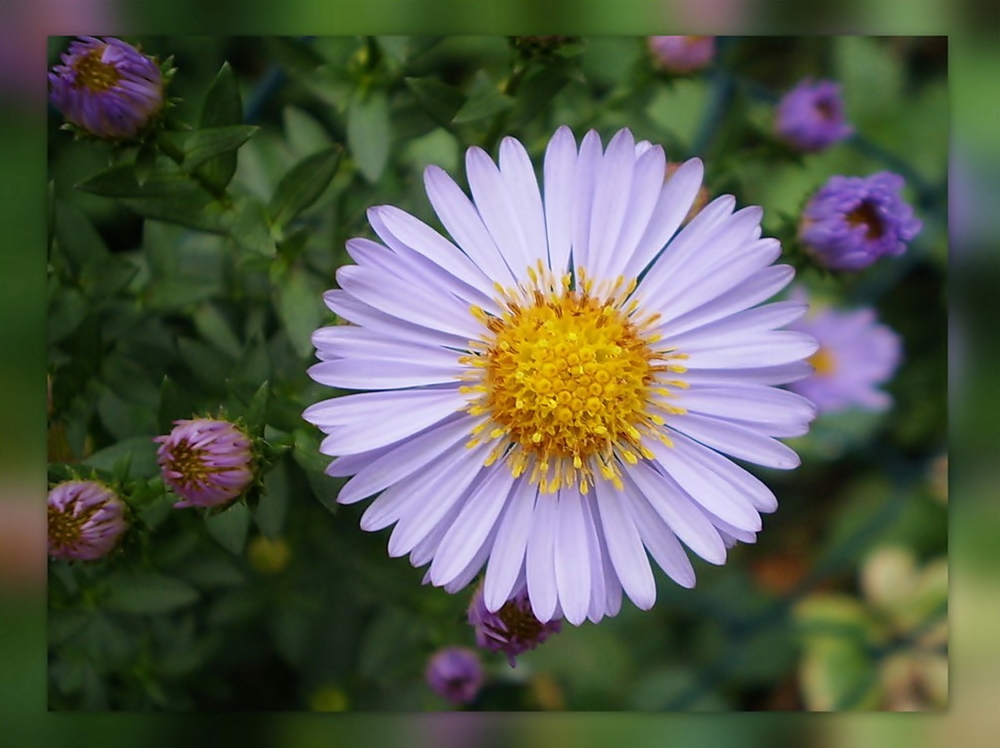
[462,262,686,495]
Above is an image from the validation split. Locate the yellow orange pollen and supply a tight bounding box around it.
[73,48,122,93]
[463,261,685,493]
[808,345,837,377]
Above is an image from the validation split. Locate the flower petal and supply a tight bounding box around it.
[553,489,593,625]
[594,479,656,610]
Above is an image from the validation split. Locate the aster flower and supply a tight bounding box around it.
[800,172,922,271]
[155,418,255,509]
[425,647,486,704]
[774,78,854,152]
[468,585,562,667]
[48,36,165,141]
[647,36,716,74]
[304,126,818,626]
[48,480,127,561]
[787,290,902,413]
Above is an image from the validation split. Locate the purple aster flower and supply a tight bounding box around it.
[800,172,923,271]
[647,36,716,74]
[155,418,255,509]
[787,291,902,413]
[425,647,485,704]
[304,126,818,626]
[48,480,127,561]
[774,78,854,152]
[48,36,164,141]
[468,585,562,667]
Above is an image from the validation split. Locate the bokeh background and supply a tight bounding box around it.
[2,0,998,743]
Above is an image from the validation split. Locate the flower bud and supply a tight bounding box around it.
[775,78,854,152]
[647,36,715,74]
[155,418,255,509]
[425,647,485,705]
[467,585,562,667]
[48,480,127,561]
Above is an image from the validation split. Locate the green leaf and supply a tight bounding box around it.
[48,288,89,345]
[83,435,161,479]
[276,267,322,359]
[158,375,199,432]
[162,125,259,172]
[347,87,391,183]
[405,77,467,126]
[205,501,252,555]
[102,572,200,615]
[283,106,334,157]
[198,62,244,192]
[121,192,225,233]
[178,337,232,392]
[509,61,571,129]
[256,459,290,538]
[244,380,270,438]
[76,164,200,199]
[225,195,277,257]
[79,256,138,300]
[54,201,109,270]
[134,142,158,186]
[193,302,242,360]
[268,146,342,229]
[452,71,514,124]
[265,37,327,72]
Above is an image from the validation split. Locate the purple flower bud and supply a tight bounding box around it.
[468,585,562,667]
[647,36,716,74]
[155,418,255,509]
[787,290,902,414]
[800,172,923,271]
[48,36,165,141]
[775,78,854,152]
[48,480,128,561]
[424,647,485,705]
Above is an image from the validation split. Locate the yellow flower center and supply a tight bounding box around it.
[461,262,687,494]
[72,47,121,93]
[48,503,100,548]
[808,345,837,376]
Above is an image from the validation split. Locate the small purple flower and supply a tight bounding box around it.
[425,647,485,705]
[48,480,128,561]
[775,78,854,152]
[155,418,255,509]
[48,36,164,141]
[468,585,562,667]
[800,172,923,271]
[787,291,902,414]
[647,36,716,74]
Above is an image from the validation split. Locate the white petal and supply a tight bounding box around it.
[385,442,491,557]
[308,358,460,390]
[484,480,538,612]
[622,158,705,280]
[668,413,802,470]
[526,491,560,623]
[424,164,515,284]
[594,479,656,610]
[543,125,578,274]
[338,415,475,504]
[587,128,635,280]
[619,477,696,588]
[466,146,535,280]
[322,289,468,349]
[430,466,515,586]
[499,137,548,270]
[578,493,609,623]
[569,130,603,273]
[673,385,816,438]
[553,490,593,625]
[442,516,502,593]
[628,460,728,564]
[311,325,462,366]
[668,431,779,513]
[589,493,624,616]
[679,361,815,386]
[664,301,808,351]
[680,331,819,370]
[601,143,667,280]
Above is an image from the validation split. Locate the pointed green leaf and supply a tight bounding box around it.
[452,71,514,124]
[265,37,327,72]
[268,146,342,229]
[256,459,290,538]
[162,125,259,172]
[158,375,198,433]
[245,380,270,438]
[347,87,391,183]
[193,302,242,360]
[135,142,158,186]
[76,165,199,199]
[121,192,225,233]
[509,61,572,128]
[54,202,109,269]
[275,267,322,358]
[205,501,251,555]
[405,77,467,127]
[225,195,277,257]
[103,573,200,615]
[198,62,244,192]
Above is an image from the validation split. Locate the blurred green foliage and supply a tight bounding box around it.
[45,35,946,712]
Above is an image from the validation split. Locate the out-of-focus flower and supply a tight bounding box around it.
[468,585,562,667]
[424,647,485,704]
[665,162,709,223]
[305,126,817,626]
[155,418,255,509]
[247,535,292,574]
[47,480,127,561]
[774,78,854,152]
[787,290,902,414]
[647,36,716,74]
[48,36,165,141]
[800,172,923,271]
